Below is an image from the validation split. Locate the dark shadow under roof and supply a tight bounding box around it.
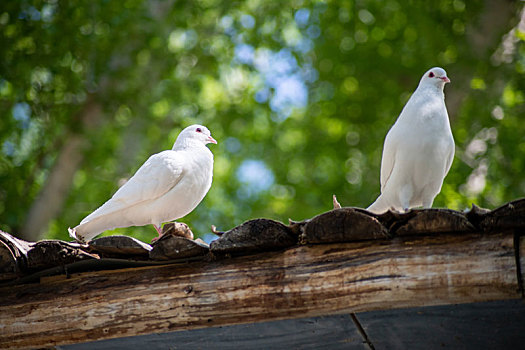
[62,300,525,350]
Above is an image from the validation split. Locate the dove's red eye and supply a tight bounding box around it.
[428,72,435,78]
[196,128,202,133]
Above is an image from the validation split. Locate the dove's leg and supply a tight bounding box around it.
[151,224,163,243]
[153,224,162,234]
[153,224,162,236]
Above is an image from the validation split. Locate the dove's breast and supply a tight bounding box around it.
[391,91,454,203]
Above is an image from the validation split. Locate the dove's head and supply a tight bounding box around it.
[175,124,217,149]
[420,67,450,89]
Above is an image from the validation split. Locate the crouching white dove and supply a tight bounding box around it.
[367,67,455,214]
[69,124,217,243]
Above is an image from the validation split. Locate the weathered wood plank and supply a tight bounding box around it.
[300,208,388,244]
[0,231,32,280]
[210,219,296,254]
[149,236,209,260]
[88,235,152,258]
[0,232,519,349]
[27,240,96,270]
[480,198,525,231]
[394,209,475,236]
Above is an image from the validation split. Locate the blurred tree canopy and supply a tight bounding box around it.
[0,0,524,242]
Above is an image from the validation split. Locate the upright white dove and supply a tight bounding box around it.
[367,67,455,214]
[69,124,217,242]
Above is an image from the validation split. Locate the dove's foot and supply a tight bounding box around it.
[152,222,194,244]
[333,194,342,209]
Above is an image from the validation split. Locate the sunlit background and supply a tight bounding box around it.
[1,0,524,243]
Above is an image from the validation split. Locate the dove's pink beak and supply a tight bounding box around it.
[440,76,450,83]
[207,136,217,144]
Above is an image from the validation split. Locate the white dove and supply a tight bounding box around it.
[69,124,217,242]
[367,67,454,214]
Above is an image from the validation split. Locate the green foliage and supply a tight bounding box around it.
[0,0,524,241]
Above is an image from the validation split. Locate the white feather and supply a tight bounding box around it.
[367,67,455,214]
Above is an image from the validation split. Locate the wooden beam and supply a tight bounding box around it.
[0,231,521,349]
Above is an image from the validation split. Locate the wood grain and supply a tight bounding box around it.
[0,231,520,349]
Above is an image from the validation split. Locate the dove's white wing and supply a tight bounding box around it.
[80,151,185,224]
[366,128,399,214]
[443,144,455,176]
[379,128,398,192]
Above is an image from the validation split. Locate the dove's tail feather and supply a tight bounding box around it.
[71,198,156,242]
[69,219,107,243]
[68,227,84,243]
[71,197,165,242]
[71,208,144,242]
[76,216,135,242]
[366,195,390,214]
